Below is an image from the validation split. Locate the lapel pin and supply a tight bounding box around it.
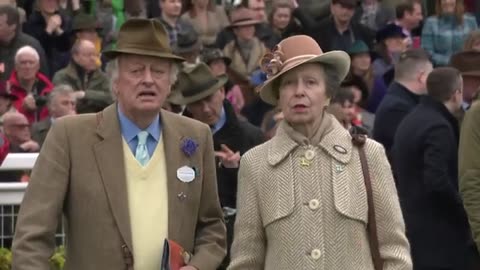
[300,157,311,167]
[177,166,195,183]
[177,192,187,200]
[333,145,348,154]
[335,164,345,173]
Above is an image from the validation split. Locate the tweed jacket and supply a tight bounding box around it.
[223,38,267,79]
[12,104,227,270]
[228,115,412,270]
[31,118,52,148]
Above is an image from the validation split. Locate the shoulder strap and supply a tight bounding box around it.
[351,134,383,270]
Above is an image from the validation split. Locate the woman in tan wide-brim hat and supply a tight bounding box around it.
[228,35,412,270]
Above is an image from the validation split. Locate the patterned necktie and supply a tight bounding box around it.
[135,131,150,166]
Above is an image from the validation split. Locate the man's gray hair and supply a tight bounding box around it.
[15,45,40,64]
[48,84,75,107]
[105,56,179,98]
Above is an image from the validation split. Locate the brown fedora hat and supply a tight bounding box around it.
[449,51,480,77]
[228,6,261,28]
[103,18,184,62]
[168,63,228,105]
[259,35,350,105]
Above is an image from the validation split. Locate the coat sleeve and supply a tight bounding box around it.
[11,118,71,270]
[228,150,266,270]
[188,126,227,270]
[365,140,413,270]
[459,103,480,251]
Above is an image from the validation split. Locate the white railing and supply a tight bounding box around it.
[0,153,65,248]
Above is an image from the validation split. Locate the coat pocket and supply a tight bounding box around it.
[332,160,368,225]
[258,157,295,227]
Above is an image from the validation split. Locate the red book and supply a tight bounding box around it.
[161,239,191,270]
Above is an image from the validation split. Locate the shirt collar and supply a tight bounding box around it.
[117,105,161,143]
[212,106,227,134]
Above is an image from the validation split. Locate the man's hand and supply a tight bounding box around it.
[215,144,241,169]
[20,140,40,152]
[290,0,299,9]
[179,266,198,270]
[23,95,37,111]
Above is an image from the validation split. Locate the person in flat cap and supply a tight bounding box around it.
[12,18,227,270]
[169,62,264,269]
[228,35,411,270]
[372,23,407,78]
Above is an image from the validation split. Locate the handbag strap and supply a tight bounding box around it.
[351,133,383,270]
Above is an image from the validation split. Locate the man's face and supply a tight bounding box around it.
[49,93,76,118]
[160,0,182,18]
[0,14,16,44]
[330,3,355,24]
[73,42,98,72]
[404,3,423,30]
[113,54,174,118]
[0,97,11,115]
[233,25,255,42]
[186,88,225,126]
[417,62,434,94]
[4,115,30,144]
[15,53,39,81]
[249,0,266,21]
[208,59,227,76]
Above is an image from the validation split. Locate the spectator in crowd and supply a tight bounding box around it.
[181,0,230,47]
[240,69,273,126]
[156,0,194,47]
[72,13,103,68]
[3,112,38,153]
[23,0,73,75]
[9,46,53,124]
[169,62,264,269]
[173,28,202,68]
[353,0,395,32]
[373,23,407,77]
[422,0,478,66]
[463,29,480,51]
[450,51,480,108]
[31,84,76,147]
[228,34,411,270]
[12,18,226,269]
[341,75,375,134]
[0,80,16,130]
[346,40,374,95]
[216,0,277,49]
[0,5,48,81]
[303,0,374,52]
[0,0,25,23]
[373,49,432,163]
[393,67,480,269]
[268,1,303,42]
[223,6,266,79]
[201,48,245,115]
[395,0,424,48]
[327,86,356,129]
[53,39,112,113]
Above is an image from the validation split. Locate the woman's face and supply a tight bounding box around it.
[472,40,480,52]
[441,0,456,14]
[278,63,330,126]
[233,25,255,41]
[385,36,406,53]
[351,53,371,73]
[39,0,58,14]
[272,7,291,31]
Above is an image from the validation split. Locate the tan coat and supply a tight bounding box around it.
[12,104,226,270]
[228,115,412,270]
[223,38,266,79]
[181,6,230,46]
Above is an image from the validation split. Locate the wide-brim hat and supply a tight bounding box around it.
[173,28,203,54]
[200,48,232,66]
[450,51,480,77]
[168,63,228,105]
[376,23,407,43]
[346,40,370,56]
[72,13,102,31]
[228,6,261,28]
[103,18,184,62]
[259,35,351,105]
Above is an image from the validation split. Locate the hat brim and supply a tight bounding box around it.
[168,74,228,105]
[259,50,351,105]
[173,40,203,54]
[102,48,185,62]
[228,19,261,28]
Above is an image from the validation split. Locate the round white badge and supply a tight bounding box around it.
[177,166,195,183]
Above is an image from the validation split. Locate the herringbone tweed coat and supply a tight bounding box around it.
[228,114,412,270]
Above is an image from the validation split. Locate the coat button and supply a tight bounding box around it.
[305,149,315,161]
[311,249,321,260]
[308,199,320,210]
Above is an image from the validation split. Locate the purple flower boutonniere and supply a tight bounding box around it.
[181,138,198,157]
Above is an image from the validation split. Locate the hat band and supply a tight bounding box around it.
[278,54,318,73]
[182,78,219,97]
[232,18,256,24]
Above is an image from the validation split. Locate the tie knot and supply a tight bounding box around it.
[137,131,149,145]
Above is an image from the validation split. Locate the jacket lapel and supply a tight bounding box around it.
[247,38,265,74]
[93,104,133,251]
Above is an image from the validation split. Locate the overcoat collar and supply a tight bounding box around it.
[267,114,353,166]
[93,104,190,252]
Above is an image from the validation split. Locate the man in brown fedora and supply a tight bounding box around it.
[169,62,264,269]
[450,51,480,109]
[12,18,226,270]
